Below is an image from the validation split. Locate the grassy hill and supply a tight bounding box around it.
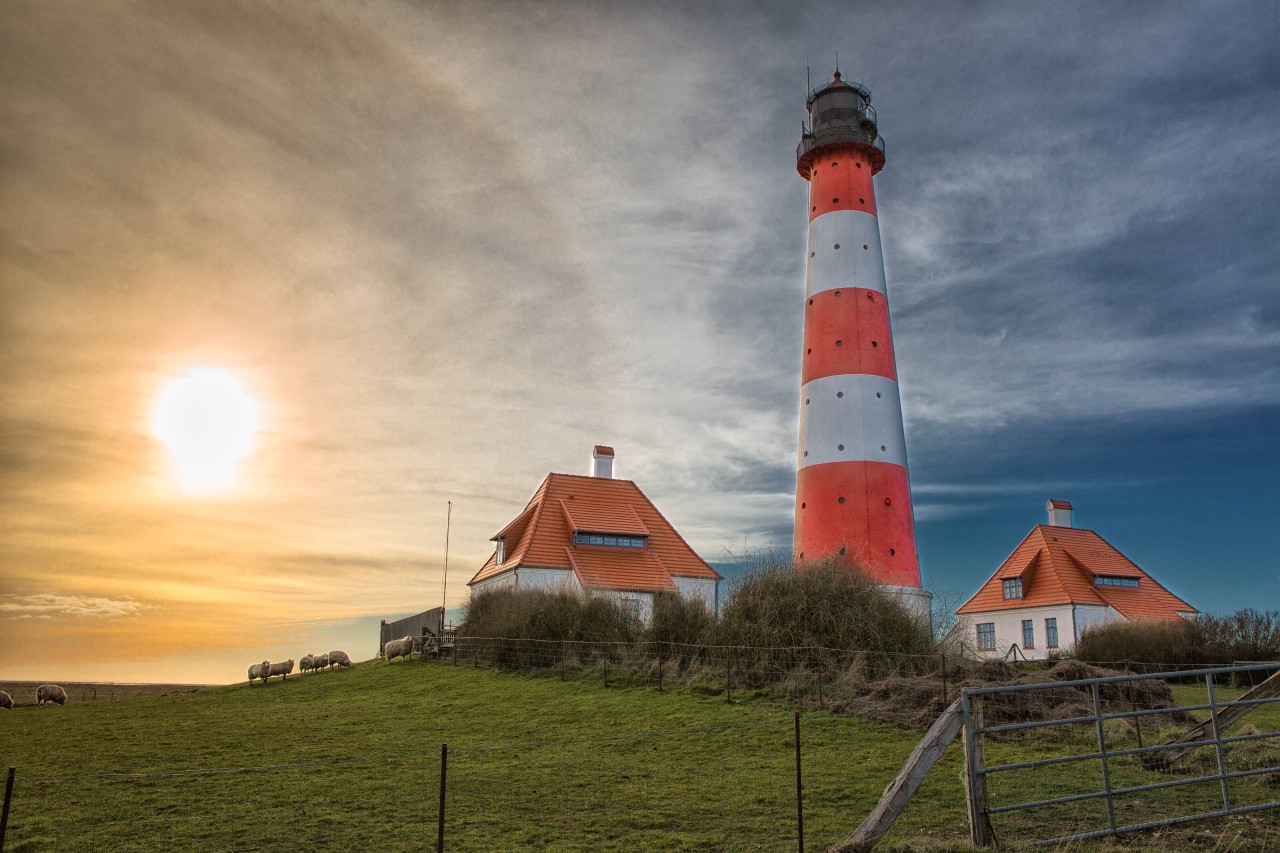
[1,660,1275,851]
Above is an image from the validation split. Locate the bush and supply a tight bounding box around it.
[460,586,641,650]
[713,553,936,682]
[1076,609,1280,669]
[647,591,714,648]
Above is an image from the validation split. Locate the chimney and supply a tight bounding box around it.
[591,445,615,478]
[1046,499,1073,528]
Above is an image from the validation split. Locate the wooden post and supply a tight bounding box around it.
[0,766,15,852]
[962,694,993,847]
[436,745,447,853]
[831,699,964,853]
[560,640,566,681]
[726,655,733,703]
[794,712,804,853]
[940,654,948,706]
[603,645,609,688]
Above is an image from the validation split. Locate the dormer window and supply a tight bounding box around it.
[574,532,645,549]
[1095,575,1138,588]
[1002,578,1023,599]
[495,538,506,565]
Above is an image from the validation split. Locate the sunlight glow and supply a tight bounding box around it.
[152,367,260,491]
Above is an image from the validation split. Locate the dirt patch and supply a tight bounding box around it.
[823,660,1192,729]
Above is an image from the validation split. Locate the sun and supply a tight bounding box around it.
[151,367,261,491]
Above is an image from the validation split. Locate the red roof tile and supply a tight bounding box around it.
[469,472,720,591]
[957,525,1196,621]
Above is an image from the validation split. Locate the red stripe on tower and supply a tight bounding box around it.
[794,70,926,602]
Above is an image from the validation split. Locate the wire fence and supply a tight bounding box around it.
[3,712,892,852]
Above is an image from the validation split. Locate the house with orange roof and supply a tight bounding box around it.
[954,500,1197,660]
[468,446,722,619]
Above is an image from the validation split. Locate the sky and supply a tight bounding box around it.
[2,1,1278,684]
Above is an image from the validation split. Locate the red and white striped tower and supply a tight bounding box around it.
[794,71,928,611]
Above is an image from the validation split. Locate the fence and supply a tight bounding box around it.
[961,662,1280,847]
[2,712,885,852]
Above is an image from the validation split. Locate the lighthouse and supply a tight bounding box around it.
[794,70,929,613]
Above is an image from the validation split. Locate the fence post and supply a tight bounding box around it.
[962,694,992,847]
[941,654,948,706]
[603,644,609,688]
[816,655,824,706]
[560,640,567,681]
[658,642,664,693]
[1092,682,1116,832]
[436,744,448,853]
[1,766,14,852]
[726,655,733,703]
[794,712,804,853]
[1205,672,1233,811]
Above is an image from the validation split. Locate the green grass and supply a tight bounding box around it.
[0,661,1275,851]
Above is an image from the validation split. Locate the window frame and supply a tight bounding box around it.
[1002,577,1023,599]
[1045,617,1059,649]
[977,622,996,651]
[1022,619,1035,649]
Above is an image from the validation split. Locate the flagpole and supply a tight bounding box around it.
[440,501,452,643]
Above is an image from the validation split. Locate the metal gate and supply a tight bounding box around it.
[961,663,1280,846]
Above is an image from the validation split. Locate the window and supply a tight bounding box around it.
[977,623,996,650]
[1095,575,1139,588]
[573,533,645,549]
[1022,619,1035,649]
[622,598,641,618]
[1002,578,1023,599]
[1045,618,1059,648]
[495,538,505,565]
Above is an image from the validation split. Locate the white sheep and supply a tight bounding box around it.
[248,660,271,686]
[300,654,315,674]
[36,684,67,706]
[313,652,329,671]
[383,636,416,663]
[266,659,295,681]
[0,690,13,710]
[327,650,351,668]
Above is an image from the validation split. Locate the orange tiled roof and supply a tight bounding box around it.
[956,525,1196,621]
[469,473,721,592]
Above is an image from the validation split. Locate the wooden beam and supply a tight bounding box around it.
[828,698,964,853]
[1145,668,1280,771]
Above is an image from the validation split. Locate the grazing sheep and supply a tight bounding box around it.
[266,659,295,681]
[313,652,329,671]
[383,635,417,663]
[248,660,271,686]
[327,650,351,668]
[0,690,13,710]
[36,684,67,706]
[300,654,315,674]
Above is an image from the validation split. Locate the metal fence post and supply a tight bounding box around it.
[437,744,448,853]
[1092,682,1116,832]
[794,712,804,853]
[1205,672,1232,810]
[1,766,15,852]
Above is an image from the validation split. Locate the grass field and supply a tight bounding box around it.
[0,660,1276,851]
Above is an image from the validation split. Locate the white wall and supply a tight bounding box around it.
[673,576,718,613]
[960,604,1077,661]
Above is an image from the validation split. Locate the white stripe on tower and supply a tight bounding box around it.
[793,70,922,590]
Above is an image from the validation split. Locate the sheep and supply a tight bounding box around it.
[383,635,417,663]
[313,652,329,671]
[0,690,13,710]
[327,650,351,668]
[248,660,271,686]
[266,659,295,681]
[36,684,67,706]
[300,654,315,674]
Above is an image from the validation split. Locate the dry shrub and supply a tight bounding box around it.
[647,591,714,648]
[826,659,1189,729]
[459,586,641,668]
[1077,610,1280,670]
[713,554,935,686]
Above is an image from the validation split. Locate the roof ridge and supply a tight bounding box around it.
[508,473,555,567]
[547,471,637,484]
[628,480,721,580]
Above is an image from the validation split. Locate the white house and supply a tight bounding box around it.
[468,446,721,620]
[954,500,1197,660]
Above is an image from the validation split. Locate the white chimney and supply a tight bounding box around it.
[1046,499,1073,528]
[591,445,615,478]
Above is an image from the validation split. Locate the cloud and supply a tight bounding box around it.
[0,593,144,619]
